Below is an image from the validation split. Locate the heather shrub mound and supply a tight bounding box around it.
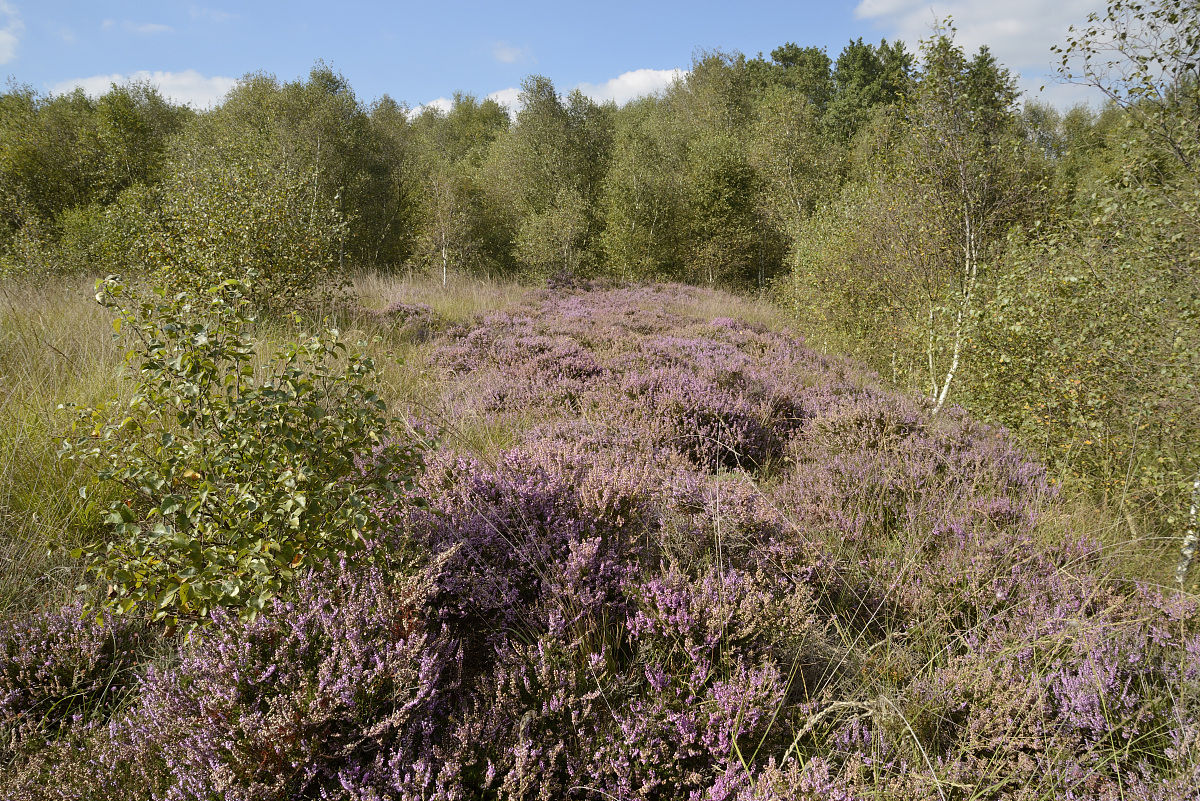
[110,563,452,800]
[0,603,147,748]
[4,282,1198,799]
[371,300,447,342]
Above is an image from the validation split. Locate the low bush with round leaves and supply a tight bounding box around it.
[59,276,422,626]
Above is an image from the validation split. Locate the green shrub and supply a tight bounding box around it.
[49,203,109,274]
[59,277,421,625]
[128,125,349,313]
[1,185,157,279]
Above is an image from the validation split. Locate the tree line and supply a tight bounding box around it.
[1,1,1197,576]
[0,36,916,288]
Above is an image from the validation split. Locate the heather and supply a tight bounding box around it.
[2,280,1195,799]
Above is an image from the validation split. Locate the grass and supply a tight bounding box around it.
[666,285,792,332]
[0,278,126,614]
[0,270,534,618]
[351,269,532,323]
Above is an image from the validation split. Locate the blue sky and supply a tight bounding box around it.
[3,1,1104,110]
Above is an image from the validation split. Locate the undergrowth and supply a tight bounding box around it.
[0,274,1195,799]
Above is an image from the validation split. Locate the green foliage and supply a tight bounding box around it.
[968,218,1197,533]
[602,53,785,287]
[748,84,842,229]
[49,203,111,274]
[748,43,834,109]
[0,87,98,242]
[211,66,411,267]
[684,127,767,287]
[481,76,614,278]
[59,278,421,624]
[23,190,153,278]
[409,92,510,166]
[781,179,915,372]
[127,121,348,312]
[0,82,189,258]
[514,184,591,276]
[676,51,754,131]
[771,6,1199,575]
[406,94,513,280]
[88,83,190,203]
[965,92,1199,567]
[952,0,1200,572]
[826,38,913,140]
[600,97,688,280]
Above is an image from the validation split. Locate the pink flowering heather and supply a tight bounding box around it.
[4,281,1198,799]
[0,602,147,748]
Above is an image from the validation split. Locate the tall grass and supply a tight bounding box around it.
[0,279,125,614]
[0,270,532,617]
[351,270,530,323]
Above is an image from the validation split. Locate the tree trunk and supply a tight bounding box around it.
[932,206,977,416]
[927,303,937,400]
[1177,472,1200,587]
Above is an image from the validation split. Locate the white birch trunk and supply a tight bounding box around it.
[932,205,977,416]
[1176,472,1200,587]
[927,304,937,399]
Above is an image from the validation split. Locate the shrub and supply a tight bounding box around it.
[371,300,446,342]
[59,277,421,624]
[105,564,452,801]
[46,203,110,275]
[0,602,146,747]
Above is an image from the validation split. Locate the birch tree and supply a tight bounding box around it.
[408,94,508,282]
[894,28,1031,414]
[749,84,841,230]
[600,98,687,280]
[1055,0,1200,582]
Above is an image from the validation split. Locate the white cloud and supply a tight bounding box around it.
[410,96,454,116]
[50,70,238,108]
[854,0,1107,107]
[0,1,24,65]
[415,67,684,117]
[574,68,684,106]
[492,42,529,64]
[102,19,174,35]
[190,6,236,23]
[130,22,173,35]
[486,86,522,111]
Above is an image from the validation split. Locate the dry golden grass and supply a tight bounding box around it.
[352,269,531,323]
[667,285,792,331]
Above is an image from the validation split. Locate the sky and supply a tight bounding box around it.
[3,1,1105,111]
